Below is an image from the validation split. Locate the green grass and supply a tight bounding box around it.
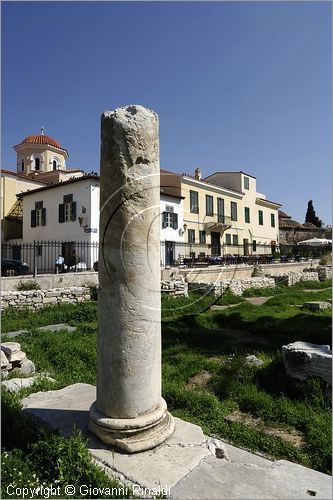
[161,291,243,322]
[1,302,97,333]
[1,282,332,492]
[1,390,131,499]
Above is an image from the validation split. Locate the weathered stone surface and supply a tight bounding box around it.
[161,277,188,297]
[171,455,332,499]
[89,105,174,452]
[272,271,319,286]
[1,287,92,310]
[189,277,276,297]
[2,377,36,392]
[38,324,77,333]
[19,358,36,375]
[245,354,264,367]
[282,341,332,385]
[8,350,26,363]
[1,342,21,357]
[303,301,331,311]
[1,350,10,369]
[1,375,55,393]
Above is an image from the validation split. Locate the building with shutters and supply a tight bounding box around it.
[181,168,281,257]
[160,170,185,266]
[17,174,100,269]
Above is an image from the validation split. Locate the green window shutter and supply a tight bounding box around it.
[162,212,167,228]
[71,201,77,221]
[59,204,65,223]
[31,210,36,228]
[41,208,46,226]
[173,213,178,230]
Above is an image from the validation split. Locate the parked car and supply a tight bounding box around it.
[1,259,30,277]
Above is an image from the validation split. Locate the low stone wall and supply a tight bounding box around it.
[161,278,188,297]
[272,271,319,287]
[161,261,320,283]
[1,287,91,310]
[1,271,98,292]
[188,277,276,297]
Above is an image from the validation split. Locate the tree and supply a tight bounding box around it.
[305,200,323,228]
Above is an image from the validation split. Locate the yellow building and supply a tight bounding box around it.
[1,170,46,240]
[181,168,281,256]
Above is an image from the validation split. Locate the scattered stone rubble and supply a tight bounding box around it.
[282,341,332,385]
[1,287,91,310]
[272,271,319,286]
[1,341,56,392]
[303,301,331,311]
[245,354,264,367]
[161,277,188,297]
[2,375,56,393]
[188,277,275,297]
[187,268,331,297]
[1,341,35,378]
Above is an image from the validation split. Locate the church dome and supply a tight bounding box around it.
[20,133,64,150]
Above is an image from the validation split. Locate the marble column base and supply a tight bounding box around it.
[89,398,175,453]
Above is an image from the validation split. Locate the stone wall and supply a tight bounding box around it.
[1,271,98,292]
[161,261,320,283]
[188,277,276,297]
[272,272,319,287]
[1,287,91,310]
[161,278,188,297]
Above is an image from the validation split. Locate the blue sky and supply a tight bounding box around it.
[2,1,331,224]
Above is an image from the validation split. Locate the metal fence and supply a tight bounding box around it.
[1,241,99,275]
[160,241,331,267]
[160,241,275,267]
[1,240,331,275]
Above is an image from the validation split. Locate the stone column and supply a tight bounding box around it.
[89,105,174,453]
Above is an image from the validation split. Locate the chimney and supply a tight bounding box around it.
[194,168,202,180]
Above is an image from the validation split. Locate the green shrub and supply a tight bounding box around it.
[319,254,332,266]
[16,280,41,291]
[89,285,98,301]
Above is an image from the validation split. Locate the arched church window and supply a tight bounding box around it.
[35,158,40,170]
[21,159,25,171]
[53,160,57,170]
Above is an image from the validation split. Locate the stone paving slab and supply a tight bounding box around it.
[244,296,273,305]
[22,384,211,490]
[2,323,77,338]
[22,383,332,499]
[172,455,332,499]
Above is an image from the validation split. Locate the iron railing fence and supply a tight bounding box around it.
[1,240,330,275]
[160,241,331,267]
[1,240,99,275]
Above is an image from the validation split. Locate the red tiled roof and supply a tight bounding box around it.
[278,210,292,219]
[0,169,48,184]
[15,134,68,154]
